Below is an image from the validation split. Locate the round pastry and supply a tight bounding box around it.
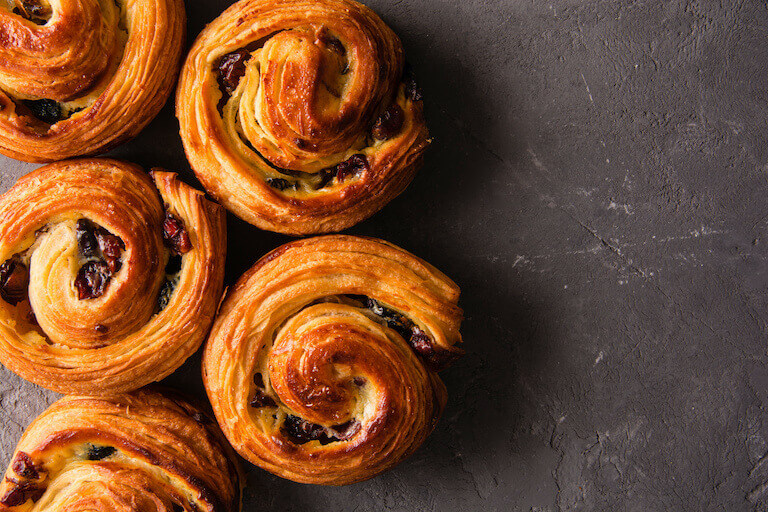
[0,0,185,162]
[177,0,430,235]
[0,389,241,511]
[0,158,226,394]
[202,235,462,485]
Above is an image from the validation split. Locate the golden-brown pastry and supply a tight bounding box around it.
[202,235,462,485]
[0,389,241,511]
[177,0,430,235]
[0,158,226,394]
[0,0,185,163]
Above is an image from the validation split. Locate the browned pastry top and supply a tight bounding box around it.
[0,159,226,394]
[177,0,430,234]
[0,0,185,162]
[203,235,462,485]
[0,389,241,511]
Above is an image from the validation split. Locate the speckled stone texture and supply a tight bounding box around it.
[1,0,767,510]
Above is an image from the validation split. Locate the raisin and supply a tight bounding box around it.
[85,445,116,461]
[165,254,182,274]
[266,178,296,191]
[76,219,99,258]
[94,324,108,333]
[157,279,175,312]
[336,154,368,182]
[0,482,43,505]
[316,155,368,189]
[77,220,124,272]
[364,298,412,340]
[408,328,433,357]
[253,372,265,387]
[27,487,44,502]
[372,104,404,140]
[217,49,251,96]
[11,452,38,480]
[0,486,26,507]
[409,327,460,370]
[162,212,192,254]
[249,388,276,408]
[74,261,111,300]
[282,415,337,445]
[22,99,61,124]
[95,228,124,273]
[319,34,345,56]
[0,258,28,305]
[364,297,385,316]
[353,377,366,386]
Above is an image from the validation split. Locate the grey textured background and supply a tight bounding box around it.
[1,0,767,510]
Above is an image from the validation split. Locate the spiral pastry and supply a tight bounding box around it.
[0,389,241,511]
[0,158,226,394]
[202,235,462,485]
[177,0,430,234]
[0,0,185,162]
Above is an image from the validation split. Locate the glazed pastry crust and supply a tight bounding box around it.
[0,0,186,162]
[0,389,241,511]
[177,0,430,234]
[0,159,226,394]
[202,235,462,485]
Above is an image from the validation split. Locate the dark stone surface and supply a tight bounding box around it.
[1,0,767,510]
